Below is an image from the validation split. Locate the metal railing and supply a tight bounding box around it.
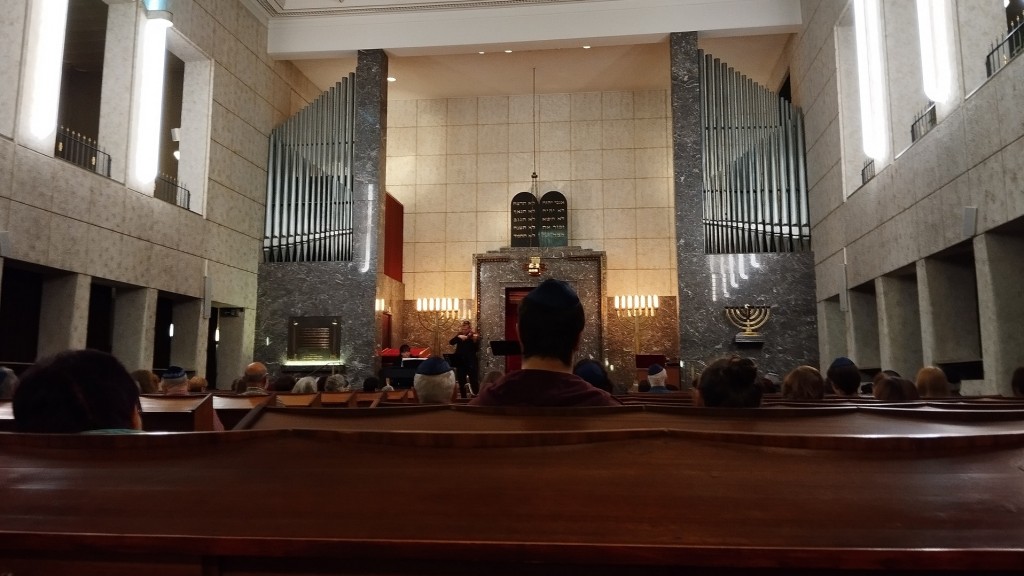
[986,16,1024,77]
[155,174,191,210]
[54,126,111,177]
[910,101,937,143]
[861,159,875,186]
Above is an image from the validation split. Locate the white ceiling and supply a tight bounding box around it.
[241,0,800,99]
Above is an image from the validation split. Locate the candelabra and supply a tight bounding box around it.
[614,294,660,356]
[415,298,468,353]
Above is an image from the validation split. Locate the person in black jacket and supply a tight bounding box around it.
[449,320,479,397]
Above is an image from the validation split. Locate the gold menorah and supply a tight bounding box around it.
[724,304,772,344]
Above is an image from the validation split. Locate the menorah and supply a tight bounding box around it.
[614,294,660,356]
[724,304,772,344]
[415,298,467,353]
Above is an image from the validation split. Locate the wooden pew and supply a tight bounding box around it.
[0,426,1021,574]
[273,393,320,407]
[352,391,383,408]
[0,400,12,432]
[211,394,271,430]
[139,394,216,432]
[320,391,356,406]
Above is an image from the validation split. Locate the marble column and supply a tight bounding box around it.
[170,298,206,376]
[112,286,157,372]
[37,273,91,357]
[847,289,880,370]
[974,232,1024,395]
[917,257,980,367]
[875,275,923,378]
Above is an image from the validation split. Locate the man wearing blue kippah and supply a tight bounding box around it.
[470,279,620,407]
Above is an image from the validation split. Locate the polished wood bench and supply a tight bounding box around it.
[273,393,321,407]
[0,400,12,432]
[211,394,272,430]
[0,427,1020,574]
[139,394,216,432]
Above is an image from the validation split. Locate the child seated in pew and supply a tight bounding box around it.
[13,349,143,433]
[695,355,762,407]
[781,366,825,400]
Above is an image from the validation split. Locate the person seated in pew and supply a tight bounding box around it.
[915,366,951,398]
[130,369,159,394]
[399,343,412,359]
[292,376,318,394]
[826,356,862,397]
[572,360,612,393]
[694,355,762,408]
[0,366,19,400]
[188,375,208,393]
[413,356,456,404]
[646,364,670,393]
[470,279,620,407]
[325,373,349,392]
[362,376,381,392]
[781,365,825,400]
[873,373,919,402]
[270,374,296,392]
[160,366,189,395]
[241,362,271,396]
[380,378,395,392]
[13,349,143,433]
[480,370,504,393]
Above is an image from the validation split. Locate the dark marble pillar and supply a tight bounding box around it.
[670,32,703,251]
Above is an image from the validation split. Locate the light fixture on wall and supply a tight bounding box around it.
[854,0,888,161]
[21,0,69,143]
[132,3,174,183]
[415,298,467,353]
[525,256,545,277]
[917,0,951,103]
[614,294,660,317]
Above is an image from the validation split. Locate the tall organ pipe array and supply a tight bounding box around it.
[263,74,356,263]
[700,52,810,254]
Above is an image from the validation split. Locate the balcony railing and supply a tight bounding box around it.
[861,159,875,186]
[910,101,937,143]
[155,174,191,210]
[54,126,111,178]
[986,16,1024,77]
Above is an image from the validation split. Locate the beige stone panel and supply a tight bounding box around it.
[603,179,636,209]
[48,215,91,274]
[416,155,446,185]
[970,150,1007,233]
[580,238,604,252]
[445,270,474,300]
[636,178,670,208]
[570,208,603,240]
[508,94,534,124]
[602,92,634,120]
[602,149,636,179]
[445,212,478,246]
[415,213,446,243]
[6,201,51,264]
[604,207,637,239]
[404,215,417,251]
[508,152,534,183]
[402,272,418,298]
[0,197,9,230]
[388,185,416,214]
[445,241,476,272]
[476,240,505,254]
[570,150,603,181]
[537,151,570,181]
[570,180,603,210]
[539,94,570,122]
[606,269,638,296]
[539,122,570,151]
[207,260,257,309]
[417,99,447,127]
[387,126,417,157]
[571,120,602,150]
[389,100,418,128]
[636,148,669,179]
[603,119,635,149]
[118,235,156,288]
[448,98,478,126]
[415,271,446,299]
[214,22,239,77]
[88,179,128,234]
[403,241,418,274]
[634,90,668,119]
[417,125,446,156]
[636,238,673,270]
[571,92,602,121]
[603,238,637,270]
[385,154,415,186]
[447,155,478,184]
[415,242,447,274]
[11,148,53,211]
[49,164,80,220]
[478,96,509,124]
[477,182,508,212]
[122,192,157,244]
[635,118,670,148]
[85,225,125,284]
[445,183,477,214]
[478,153,509,183]
[0,139,14,197]
[478,124,509,153]
[636,269,674,296]
[508,123,535,153]
[447,125,477,155]
[476,211,507,243]
[415,184,446,214]
[999,135,1024,228]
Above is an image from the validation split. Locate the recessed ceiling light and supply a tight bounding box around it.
[583,45,591,49]
[386,76,396,82]
[504,49,512,53]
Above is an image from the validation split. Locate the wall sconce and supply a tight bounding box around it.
[525,256,545,277]
[614,294,659,317]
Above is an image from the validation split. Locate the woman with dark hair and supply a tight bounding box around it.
[696,355,762,407]
[572,359,613,393]
[13,349,142,433]
[782,365,825,400]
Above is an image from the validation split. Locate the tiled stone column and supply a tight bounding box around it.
[917,257,980,367]
[112,287,157,372]
[37,273,91,357]
[974,232,1024,395]
[170,298,206,376]
[875,274,923,379]
[847,289,880,371]
[216,308,249,390]
[0,0,26,138]
[98,1,138,183]
[818,298,848,367]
